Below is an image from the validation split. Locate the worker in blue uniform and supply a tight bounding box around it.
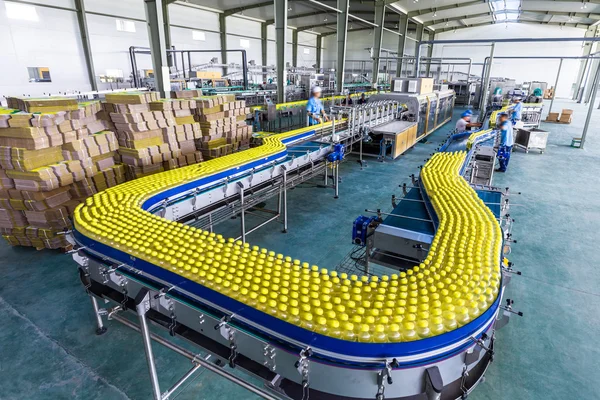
[455,110,482,133]
[306,86,329,125]
[496,119,514,173]
[511,97,524,129]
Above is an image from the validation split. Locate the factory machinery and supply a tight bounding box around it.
[70,98,521,400]
[252,91,380,133]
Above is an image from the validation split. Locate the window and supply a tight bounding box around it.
[193,31,206,41]
[27,67,51,83]
[6,2,39,21]
[105,69,124,78]
[116,19,136,32]
[303,48,310,55]
[240,39,250,49]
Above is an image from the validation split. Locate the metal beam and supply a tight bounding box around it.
[425,31,435,77]
[74,0,97,91]
[316,34,322,70]
[261,23,268,82]
[421,11,490,25]
[292,29,298,67]
[408,0,483,18]
[144,0,170,98]
[574,26,600,100]
[396,13,408,77]
[337,0,350,93]
[434,20,591,34]
[414,23,424,77]
[308,0,342,13]
[162,0,173,67]
[275,0,288,103]
[219,14,228,75]
[371,1,385,86]
[480,43,495,112]
[223,1,272,17]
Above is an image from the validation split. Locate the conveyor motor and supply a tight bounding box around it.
[327,144,345,162]
[352,215,377,246]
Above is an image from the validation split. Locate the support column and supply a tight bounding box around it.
[144,0,171,98]
[414,23,424,77]
[74,0,97,91]
[292,29,298,68]
[162,0,173,68]
[480,43,496,113]
[584,59,600,103]
[573,26,599,100]
[371,0,385,86]
[425,31,435,77]
[261,23,268,82]
[396,14,408,78]
[219,14,228,76]
[581,58,600,149]
[275,0,288,103]
[336,0,350,93]
[316,35,322,71]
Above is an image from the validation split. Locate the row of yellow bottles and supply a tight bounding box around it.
[74,135,502,344]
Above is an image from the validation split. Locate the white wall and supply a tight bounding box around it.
[322,29,407,75]
[432,24,586,98]
[0,0,90,97]
[0,0,321,97]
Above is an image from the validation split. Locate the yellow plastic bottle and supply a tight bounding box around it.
[358,324,372,342]
[388,324,402,342]
[402,321,417,341]
[343,322,356,341]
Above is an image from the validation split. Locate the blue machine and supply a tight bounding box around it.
[327,144,345,162]
[352,215,377,246]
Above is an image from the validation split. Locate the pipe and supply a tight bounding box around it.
[136,301,162,400]
[129,46,250,90]
[308,0,341,13]
[421,37,600,45]
[162,363,203,399]
[548,59,563,115]
[110,314,282,400]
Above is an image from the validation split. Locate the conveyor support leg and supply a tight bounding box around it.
[282,166,288,233]
[136,290,162,400]
[90,295,107,335]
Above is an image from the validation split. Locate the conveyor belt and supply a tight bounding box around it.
[383,188,434,236]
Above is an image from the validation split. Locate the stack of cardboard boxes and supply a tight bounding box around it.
[0,98,123,249]
[148,98,203,171]
[546,108,573,124]
[106,92,204,179]
[0,91,253,250]
[193,94,253,159]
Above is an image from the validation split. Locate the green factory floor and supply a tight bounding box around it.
[1,99,599,400]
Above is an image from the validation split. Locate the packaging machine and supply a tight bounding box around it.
[70,99,520,400]
[368,90,456,141]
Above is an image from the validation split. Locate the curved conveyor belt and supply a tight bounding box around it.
[74,122,503,363]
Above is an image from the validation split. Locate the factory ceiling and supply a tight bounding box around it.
[173,0,600,35]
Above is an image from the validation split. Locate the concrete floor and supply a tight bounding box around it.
[1,99,599,400]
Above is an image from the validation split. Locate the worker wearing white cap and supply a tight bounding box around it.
[306,86,329,126]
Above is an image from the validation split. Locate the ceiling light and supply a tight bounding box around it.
[324,17,328,22]
[288,6,292,11]
[445,21,449,26]
[395,23,399,28]
[433,11,437,17]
